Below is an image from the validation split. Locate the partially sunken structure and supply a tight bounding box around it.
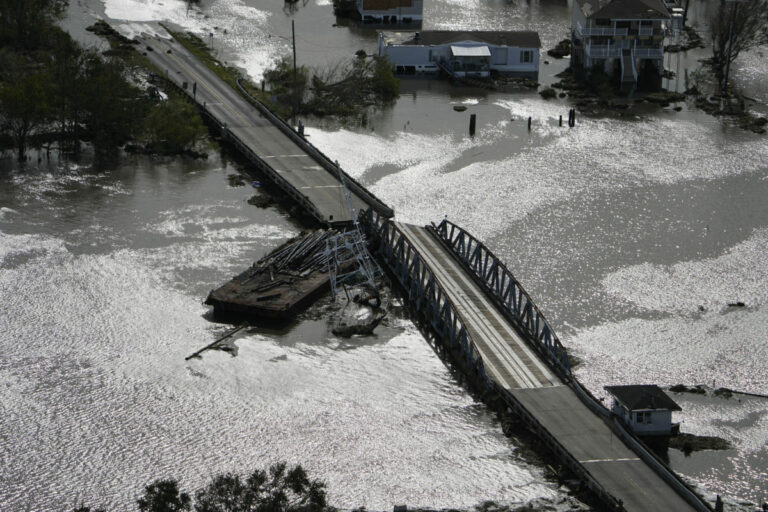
[571,0,671,84]
[378,31,541,79]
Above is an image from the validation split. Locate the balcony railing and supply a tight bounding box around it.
[633,47,663,58]
[576,22,629,37]
[585,44,622,57]
[638,25,654,36]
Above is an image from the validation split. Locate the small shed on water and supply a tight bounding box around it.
[605,384,681,436]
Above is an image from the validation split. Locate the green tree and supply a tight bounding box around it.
[0,0,68,50]
[138,479,192,512]
[48,30,89,153]
[144,97,207,154]
[194,463,329,512]
[708,0,768,92]
[0,64,52,161]
[264,56,309,118]
[370,56,398,103]
[78,53,145,159]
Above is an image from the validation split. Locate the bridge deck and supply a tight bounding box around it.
[396,222,558,389]
[135,27,367,224]
[394,223,697,512]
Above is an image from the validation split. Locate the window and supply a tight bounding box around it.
[520,50,533,63]
[635,411,653,424]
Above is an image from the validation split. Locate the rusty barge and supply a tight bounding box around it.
[205,230,335,321]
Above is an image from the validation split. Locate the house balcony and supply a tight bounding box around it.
[633,47,664,58]
[637,26,654,36]
[585,44,622,58]
[575,22,629,37]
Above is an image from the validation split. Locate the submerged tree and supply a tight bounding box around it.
[143,97,208,154]
[0,52,53,161]
[78,53,146,159]
[708,0,768,93]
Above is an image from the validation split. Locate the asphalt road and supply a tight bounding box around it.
[135,27,369,224]
[396,222,698,512]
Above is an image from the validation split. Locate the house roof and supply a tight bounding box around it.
[605,385,682,411]
[577,0,670,19]
[417,31,542,48]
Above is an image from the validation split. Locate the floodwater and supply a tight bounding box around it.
[2,0,767,509]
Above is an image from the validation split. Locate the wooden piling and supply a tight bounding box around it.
[528,116,532,131]
[469,114,476,136]
[559,115,562,127]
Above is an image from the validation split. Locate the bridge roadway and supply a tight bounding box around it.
[134,26,369,224]
[395,222,697,512]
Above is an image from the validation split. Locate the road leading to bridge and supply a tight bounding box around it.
[133,26,371,224]
[393,222,699,512]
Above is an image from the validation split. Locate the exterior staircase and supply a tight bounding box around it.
[620,49,637,82]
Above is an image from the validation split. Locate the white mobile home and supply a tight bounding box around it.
[378,31,541,80]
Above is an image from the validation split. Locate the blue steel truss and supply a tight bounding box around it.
[432,219,571,375]
[361,210,489,387]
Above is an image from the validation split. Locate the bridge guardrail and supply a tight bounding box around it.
[612,418,714,512]
[236,78,395,220]
[431,218,714,512]
[490,382,627,512]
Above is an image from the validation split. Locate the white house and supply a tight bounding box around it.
[605,385,682,436]
[378,31,541,80]
[571,0,671,84]
[357,0,423,25]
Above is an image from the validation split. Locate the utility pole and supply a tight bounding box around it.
[292,19,297,125]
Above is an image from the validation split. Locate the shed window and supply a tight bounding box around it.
[635,411,652,423]
[520,50,533,63]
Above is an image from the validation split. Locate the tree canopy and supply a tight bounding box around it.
[708,0,768,92]
[74,463,332,512]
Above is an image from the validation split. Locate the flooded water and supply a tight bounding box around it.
[2,0,767,509]
[0,153,561,511]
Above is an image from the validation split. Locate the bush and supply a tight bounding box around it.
[371,56,399,102]
[143,97,207,154]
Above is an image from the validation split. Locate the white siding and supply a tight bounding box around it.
[381,40,539,78]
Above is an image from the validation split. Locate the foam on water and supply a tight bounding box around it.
[0,232,68,266]
[602,228,768,314]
